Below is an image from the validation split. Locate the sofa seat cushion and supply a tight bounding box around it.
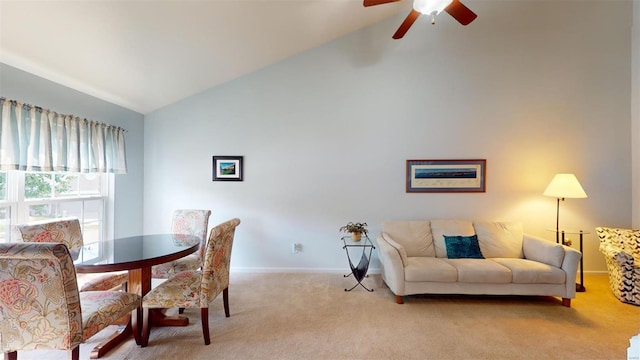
[490,258,566,284]
[405,257,457,282]
[444,259,512,283]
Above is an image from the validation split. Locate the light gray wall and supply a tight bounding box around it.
[0,63,145,238]
[633,0,640,228]
[144,1,633,273]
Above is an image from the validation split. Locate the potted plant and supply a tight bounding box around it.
[339,222,368,242]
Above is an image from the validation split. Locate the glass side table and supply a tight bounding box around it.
[546,229,588,292]
[341,234,375,292]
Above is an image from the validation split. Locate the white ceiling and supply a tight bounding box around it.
[0,0,409,114]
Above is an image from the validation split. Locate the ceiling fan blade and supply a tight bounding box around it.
[444,0,477,25]
[393,10,421,39]
[363,0,402,7]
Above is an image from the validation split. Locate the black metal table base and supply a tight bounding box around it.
[344,273,373,292]
[342,236,375,293]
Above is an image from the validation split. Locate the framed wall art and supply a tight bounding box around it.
[212,156,243,181]
[406,159,486,193]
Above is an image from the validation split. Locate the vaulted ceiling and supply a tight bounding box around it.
[0,0,409,114]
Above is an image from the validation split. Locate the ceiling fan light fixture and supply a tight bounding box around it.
[413,0,453,16]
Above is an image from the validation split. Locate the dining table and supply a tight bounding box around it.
[74,233,201,359]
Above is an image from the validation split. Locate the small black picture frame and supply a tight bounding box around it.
[212,156,243,181]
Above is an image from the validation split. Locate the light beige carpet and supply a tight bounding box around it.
[15,273,640,360]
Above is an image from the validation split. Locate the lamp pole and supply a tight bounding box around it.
[555,197,564,244]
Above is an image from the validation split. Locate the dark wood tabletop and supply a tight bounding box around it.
[75,233,200,274]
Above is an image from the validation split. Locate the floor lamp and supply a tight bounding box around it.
[543,173,588,243]
[544,173,588,292]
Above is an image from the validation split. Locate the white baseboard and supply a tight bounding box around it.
[230,267,604,276]
[230,266,381,275]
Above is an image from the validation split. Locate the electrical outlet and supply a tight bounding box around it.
[292,243,302,254]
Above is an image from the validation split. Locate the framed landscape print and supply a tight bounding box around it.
[406,159,486,193]
[212,156,243,181]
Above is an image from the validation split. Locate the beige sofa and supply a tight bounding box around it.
[376,220,582,307]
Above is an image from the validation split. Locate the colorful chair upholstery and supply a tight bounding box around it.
[596,227,640,305]
[151,209,212,278]
[0,242,141,360]
[11,217,129,292]
[141,218,240,346]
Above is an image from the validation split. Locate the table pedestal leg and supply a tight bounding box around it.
[149,308,190,326]
[88,267,148,359]
[89,316,132,359]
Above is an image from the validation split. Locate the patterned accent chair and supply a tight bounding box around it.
[151,209,212,278]
[0,242,141,360]
[141,218,240,346]
[596,227,640,305]
[11,217,129,292]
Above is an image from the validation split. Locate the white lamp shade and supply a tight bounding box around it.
[543,173,588,199]
[413,0,453,15]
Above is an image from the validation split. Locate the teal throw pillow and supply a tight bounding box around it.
[443,235,485,259]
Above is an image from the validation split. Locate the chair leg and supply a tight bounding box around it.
[5,351,17,360]
[141,307,151,347]
[223,287,230,317]
[201,308,211,345]
[71,346,80,360]
[132,307,142,345]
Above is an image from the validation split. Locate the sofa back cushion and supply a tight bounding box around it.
[473,222,524,258]
[382,221,435,257]
[431,220,475,258]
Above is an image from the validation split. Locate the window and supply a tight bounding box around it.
[0,171,110,245]
[0,172,9,243]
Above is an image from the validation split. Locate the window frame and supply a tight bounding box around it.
[0,170,112,245]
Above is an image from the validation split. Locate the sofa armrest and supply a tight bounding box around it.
[376,233,406,296]
[523,234,581,298]
[523,235,566,267]
[560,245,581,298]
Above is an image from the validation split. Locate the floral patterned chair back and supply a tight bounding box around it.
[172,209,212,263]
[0,242,83,354]
[596,227,640,305]
[11,217,83,250]
[152,209,212,278]
[0,242,142,360]
[200,218,240,305]
[141,218,240,346]
[11,217,128,292]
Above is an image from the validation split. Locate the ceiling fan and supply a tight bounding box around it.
[364,0,477,39]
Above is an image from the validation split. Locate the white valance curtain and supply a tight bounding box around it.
[0,97,127,174]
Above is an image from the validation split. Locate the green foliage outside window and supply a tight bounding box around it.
[0,172,5,200]
[25,173,73,199]
[25,173,73,217]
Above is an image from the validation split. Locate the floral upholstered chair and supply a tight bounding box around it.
[0,242,141,360]
[11,217,129,292]
[596,227,640,305]
[141,218,240,346]
[151,209,212,278]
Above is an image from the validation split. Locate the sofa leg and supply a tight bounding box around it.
[562,298,571,307]
[395,295,404,304]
